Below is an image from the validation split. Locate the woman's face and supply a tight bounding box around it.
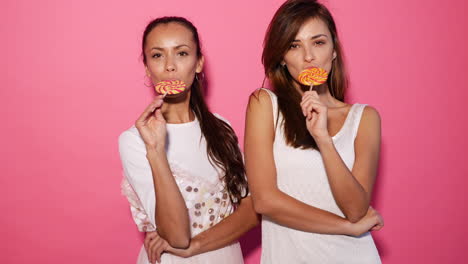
[283,18,336,86]
[144,22,203,92]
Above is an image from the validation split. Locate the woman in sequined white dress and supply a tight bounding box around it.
[119,17,258,264]
[245,0,384,263]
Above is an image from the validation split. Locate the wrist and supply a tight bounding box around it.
[314,135,333,147]
[145,145,165,157]
[341,220,356,236]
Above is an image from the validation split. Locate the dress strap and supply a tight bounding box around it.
[350,104,368,140]
[260,88,278,128]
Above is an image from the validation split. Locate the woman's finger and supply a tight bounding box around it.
[302,100,318,119]
[154,108,166,122]
[301,100,313,118]
[371,209,384,231]
[144,232,158,255]
[302,90,319,100]
[309,101,326,113]
[148,236,160,264]
[150,238,165,263]
[300,95,320,111]
[155,240,167,263]
[303,101,322,116]
[377,213,384,227]
[371,219,384,231]
[301,95,323,109]
[305,90,319,99]
[300,100,308,116]
[311,90,319,98]
[307,102,325,121]
[136,96,164,126]
[300,93,314,105]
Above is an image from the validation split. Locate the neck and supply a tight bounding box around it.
[314,84,339,108]
[161,91,194,124]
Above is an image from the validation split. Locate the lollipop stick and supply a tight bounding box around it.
[151,92,167,113]
[309,84,314,91]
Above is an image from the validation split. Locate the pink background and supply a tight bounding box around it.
[2,0,467,263]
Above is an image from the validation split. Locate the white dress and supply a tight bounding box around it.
[261,89,381,264]
[119,114,244,264]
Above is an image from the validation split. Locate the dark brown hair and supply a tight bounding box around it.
[142,17,248,204]
[262,0,348,149]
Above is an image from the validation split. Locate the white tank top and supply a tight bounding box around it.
[261,88,381,264]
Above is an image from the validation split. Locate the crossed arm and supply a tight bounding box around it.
[244,89,382,234]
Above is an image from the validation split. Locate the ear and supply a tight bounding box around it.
[281,61,286,66]
[145,66,151,77]
[332,50,337,60]
[196,56,205,73]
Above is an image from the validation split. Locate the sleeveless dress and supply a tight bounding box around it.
[261,89,381,264]
[119,114,244,264]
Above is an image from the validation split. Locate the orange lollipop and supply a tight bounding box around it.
[298,67,328,89]
[154,80,186,96]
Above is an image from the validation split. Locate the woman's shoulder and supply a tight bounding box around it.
[358,104,380,123]
[245,88,277,132]
[251,88,276,101]
[247,88,276,112]
[118,126,144,148]
[353,104,381,134]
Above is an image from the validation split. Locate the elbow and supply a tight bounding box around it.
[344,208,368,223]
[252,196,273,216]
[347,215,365,223]
[250,189,280,216]
[159,227,191,248]
[250,212,261,228]
[342,197,370,223]
[166,235,190,249]
[238,196,262,228]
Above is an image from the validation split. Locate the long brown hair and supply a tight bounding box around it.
[262,0,348,149]
[142,17,248,204]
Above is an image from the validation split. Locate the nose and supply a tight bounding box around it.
[304,46,315,63]
[165,57,176,72]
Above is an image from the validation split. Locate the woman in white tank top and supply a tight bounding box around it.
[244,0,384,263]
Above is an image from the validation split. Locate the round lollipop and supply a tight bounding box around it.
[298,67,328,90]
[154,80,186,97]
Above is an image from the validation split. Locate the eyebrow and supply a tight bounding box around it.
[292,34,328,42]
[151,44,190,51]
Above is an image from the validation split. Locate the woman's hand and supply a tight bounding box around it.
[144,231,170,264]
[300,91,329,141]
[135,96,166,151]
[144,231,199,262]
[348,207,384,236]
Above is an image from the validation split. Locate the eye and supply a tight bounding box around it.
[152,53,162,58]
[178,51,189,56]
[314,41,326,46]
[289,44,300,49]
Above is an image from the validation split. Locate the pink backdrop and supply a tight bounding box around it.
[2,0,467,263]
